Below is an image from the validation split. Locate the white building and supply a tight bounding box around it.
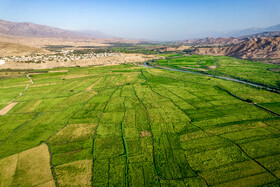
[0,60,5,65]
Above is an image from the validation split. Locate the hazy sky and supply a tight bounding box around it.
[0,0,280,40]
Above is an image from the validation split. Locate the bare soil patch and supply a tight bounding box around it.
[208,65,217,69]
[48,70,68,73]
[140,131,151,137]
[0,102,18,115]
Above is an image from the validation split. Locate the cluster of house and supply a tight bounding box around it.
[1,51,123,63]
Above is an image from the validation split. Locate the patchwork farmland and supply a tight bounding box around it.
[153,55,280,89]
[0,58,280,186]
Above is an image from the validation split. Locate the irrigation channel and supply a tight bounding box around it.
[143,62,280,94]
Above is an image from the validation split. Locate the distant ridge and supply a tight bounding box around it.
[189,24,280,39]
[182,29,280,46]
[0,19,109,39]
[216,24,280,38]
[238,24,280,36]
[239,31,280,39]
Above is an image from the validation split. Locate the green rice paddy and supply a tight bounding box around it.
[0,56,280,186]
[153,55,280,89]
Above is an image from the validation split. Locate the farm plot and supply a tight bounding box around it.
[0,64,279,186]
[152,55,280,89]
[0,144,54,187]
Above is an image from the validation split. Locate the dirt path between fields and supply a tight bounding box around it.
[48,70,68,73]
[0,74,33,115]
[0,102,18,115]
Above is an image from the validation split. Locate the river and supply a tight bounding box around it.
[143,62,280,94]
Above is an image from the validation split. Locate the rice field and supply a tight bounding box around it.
[153,55,280,89]
[0,62,280,186]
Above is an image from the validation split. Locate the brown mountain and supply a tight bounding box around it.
[194,37,280,61]
[0,19,109,39]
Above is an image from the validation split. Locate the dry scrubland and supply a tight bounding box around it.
[0,34,137,48]
[0,35,108,48]
[0,41,49,56]
[0,56,280,186]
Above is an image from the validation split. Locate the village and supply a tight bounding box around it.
[0,50,124,64]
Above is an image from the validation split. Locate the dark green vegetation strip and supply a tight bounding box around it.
[46,143,59,187]
[1,62,280,186]
[91,87,118,186]
[132,82,161,185]
[121,98,129,186]
[217,86,280,118]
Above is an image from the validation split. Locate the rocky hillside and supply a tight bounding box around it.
[194,36,280,60]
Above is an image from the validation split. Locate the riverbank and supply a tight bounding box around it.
[144,62,280,94]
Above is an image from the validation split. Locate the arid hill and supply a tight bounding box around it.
[194,37,280,62]
[0,34,111,48]
[0,19,86,38]
[181,29,280,46]
[0,41,49,56]
[0,19,112,39]
[0,20,136,48]
[183,37,241,46]
[154,45,192,53]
